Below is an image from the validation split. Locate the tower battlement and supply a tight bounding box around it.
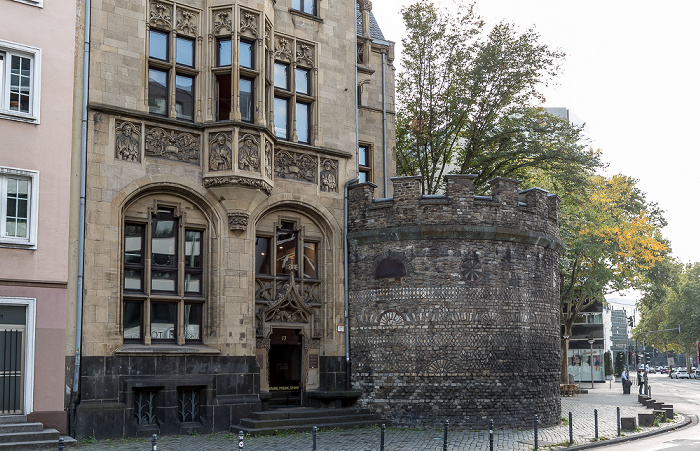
[349,175,560,240]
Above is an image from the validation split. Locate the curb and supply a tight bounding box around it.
[556,414,696,450]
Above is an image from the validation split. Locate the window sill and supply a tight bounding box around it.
[0,240,37,250]
[288,9,323,23]
[0,111,39,124]
[115,343,221,356]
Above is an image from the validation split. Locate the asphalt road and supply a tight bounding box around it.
[596,373,700,451]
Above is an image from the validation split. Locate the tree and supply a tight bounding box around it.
[604,351,613,378]
[395,0,601,194]
[558,174,667,382]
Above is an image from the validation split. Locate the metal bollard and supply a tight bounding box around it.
[489,419,494,451]
[594,409,598,439]
[238,430,244,450]
[443,419,448,451]
[533,414,538,451]
[312,426,317,451]
[648,385,652,398]
[617,406,621,437]
[568,412,573,445]
[151,433,157,451]
[58,437,64,451]
[380,423,385,451]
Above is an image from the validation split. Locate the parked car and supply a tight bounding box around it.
[672,369,690,379]
[692,370,700,379]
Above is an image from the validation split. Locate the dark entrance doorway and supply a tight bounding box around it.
[268,328,302,406]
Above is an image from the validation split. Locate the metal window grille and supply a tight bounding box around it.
[134,389,158,426]
[0,327,24,414]
[177,388,200,422]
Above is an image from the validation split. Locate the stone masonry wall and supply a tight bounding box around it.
[347,175,563,428]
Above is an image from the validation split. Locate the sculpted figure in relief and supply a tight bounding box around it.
[116,122,140,162]
[238,135,260,172]
[209,133,232,171]
[320,160,338,192]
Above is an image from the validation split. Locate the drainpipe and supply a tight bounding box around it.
[70,0,91,437]
[344,177,358,391]
[381,50,387,197]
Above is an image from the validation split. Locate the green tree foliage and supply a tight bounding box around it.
[395,0,601,194]
[604,351,613,377]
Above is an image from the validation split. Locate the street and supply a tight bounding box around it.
[598,373,700,450]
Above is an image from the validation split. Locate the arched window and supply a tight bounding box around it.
[375,257,406,279]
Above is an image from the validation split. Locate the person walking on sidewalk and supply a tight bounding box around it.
[621,369,630,394]
[637,369,644,394]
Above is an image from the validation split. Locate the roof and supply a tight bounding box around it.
[355,4,386,40]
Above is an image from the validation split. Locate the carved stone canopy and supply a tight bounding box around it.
[264,274,313,324]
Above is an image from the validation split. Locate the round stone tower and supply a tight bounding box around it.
[347,174,563,428]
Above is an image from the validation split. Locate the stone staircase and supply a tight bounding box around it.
[0,415,76,450]
[233,407,383,436]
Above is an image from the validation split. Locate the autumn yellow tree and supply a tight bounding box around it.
[559,174,668,382]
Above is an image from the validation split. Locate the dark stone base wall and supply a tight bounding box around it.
[74,355,261,439]
[319,356,347,390]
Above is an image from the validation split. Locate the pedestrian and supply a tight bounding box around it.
[621,368,629,394]
[637,369,643,394]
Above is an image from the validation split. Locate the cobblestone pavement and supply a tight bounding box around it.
[74,384,686,450]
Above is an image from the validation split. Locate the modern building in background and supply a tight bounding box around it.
[0,0,77,433]
[564,301,605,383]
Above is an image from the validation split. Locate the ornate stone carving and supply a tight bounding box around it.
[264,22,272,48]
[145,127,199,164]
[228,212,249,231]
[256,337,270,350]
[238,134,260,172]
[203,175,273,195]
[213,11,232,34]
[296,43,314,67]
[264,275,313,323]
[176,9,197,36]
[358,0,372,12]
[320,159,338,192]
[149,2,172,28]
[461,252,484,282]
[264,140,273,179]
[240,12,258,36]
[274,150,316,183]
[273,37,293,61]
[378,310,406,327]
[115,121,140,162]
[209,132,232,171]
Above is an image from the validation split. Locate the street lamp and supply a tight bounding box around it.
[588,338,595,389]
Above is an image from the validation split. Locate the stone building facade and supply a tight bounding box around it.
[347,175,564,428]
[72,0,395,438]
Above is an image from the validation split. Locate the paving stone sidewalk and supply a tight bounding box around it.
[73,384,686,450]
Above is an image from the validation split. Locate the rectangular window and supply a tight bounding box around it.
[296,102,310,144]
[216,74,232,121]
[358,145,371,183]
[295,68,310,95]
[0,40,41,122]
[0,168,38,247]
[150,302,176,341]
[148,68,168,116]
[255,237,271,275]
[303,242,317,279]
[184,304,201,341]
[274,63,289,90]
[276,223,297,276]
[151,209,177,292]
[176,37,195,67]
[274,97,289,139]
[149,30,168,61]
[124,224,144,291]
[175,74,194,121]
[184,230,202,294]
[123,301,142,341]
[292,0,315,15]
[239,40,254,69]
[217,38,232,67]
[239,77,253,123]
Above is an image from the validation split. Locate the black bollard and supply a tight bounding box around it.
[617,407,621,437]
[568,412,573,445]
[238,430,244,450]
[443,420,448,451]
[533,415,538,451]
[58,437,64,451]
[489,419,494,451]
[380,423,385,451]
[594,409,598,439]
[151,433,157,451]
[312,426,317,451]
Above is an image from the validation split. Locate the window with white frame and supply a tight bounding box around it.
[0,40,41,123]
[0,167,38,247]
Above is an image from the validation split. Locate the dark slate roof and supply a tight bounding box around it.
[356,4,386,40]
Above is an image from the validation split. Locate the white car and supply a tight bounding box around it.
[692,370,700,379]
[672,369,690,379]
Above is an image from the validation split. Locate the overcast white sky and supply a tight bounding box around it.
[371,0,700,267]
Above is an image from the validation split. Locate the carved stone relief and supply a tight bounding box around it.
[264,21,272,49]
[176,9,197,36]
[238,134,260,172]
[240,12,258,36]
[320,159,338,192]
[358,0,372,12]
[203,175,273,195]
[264,140,273,179]
[274,150,316,183]
[149,2,172,28]
[273,37,293,61]
[213,10,232,34]
[208,132,232,171]
[296,43,314,67]
[145,127,200,164]
[115,121,140,162]
[228,212,249,231]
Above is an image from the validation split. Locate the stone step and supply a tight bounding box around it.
[0,422,45,434]
[240,412,381,429]
[0,416,27,425]
[0,428,59,444]
[249,407,371,421]
[233,419,384,436]
[0,436,76,451]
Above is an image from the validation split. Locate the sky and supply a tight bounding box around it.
[371,0,700,273]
